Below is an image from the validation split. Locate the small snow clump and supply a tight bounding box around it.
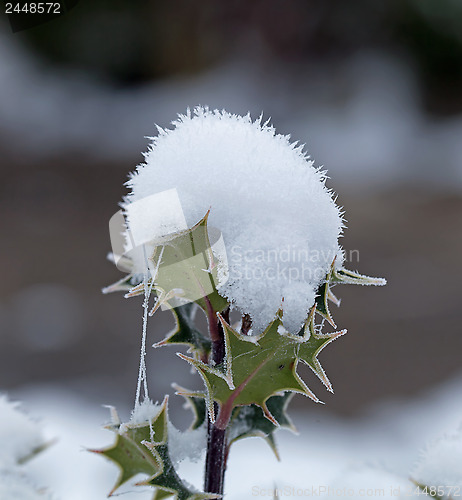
[124,107,344,334]
[128,398,160,426]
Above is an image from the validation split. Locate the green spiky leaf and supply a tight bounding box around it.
[176,389,208,431]
[92,398,218,500]
[331,266,386,287]
[228,392,296,459]
[314,282,337,328]
[92,405,164,495]
[154,303,211,359]
[179,308,346,425]
[102,272,137,295]
[117,212,229,316]
[153,489,176,500]
[150,212,228,314]
[177,388,294,460]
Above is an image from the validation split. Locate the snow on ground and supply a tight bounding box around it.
[8,373,462,499]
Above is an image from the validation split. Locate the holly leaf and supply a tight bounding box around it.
[179,308,346,426]
[102,273,137,295]
[297,307,346,392]
[311,261,385,330]
[228,392,296,460]
[92,397,218,500]
[175,387,208,431]
[148,212,228,315]
[154,303,211,360]
[91,403,165,495]
[114,212,229,316]
[314,282,337,328]
[177,388,294,460]
[331,266,386,287]
[153,489,176,500]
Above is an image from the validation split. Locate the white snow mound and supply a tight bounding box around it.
[124,106,344,334]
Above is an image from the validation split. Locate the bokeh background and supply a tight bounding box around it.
[1,1,462,498]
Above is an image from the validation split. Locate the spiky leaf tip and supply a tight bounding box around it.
[154,303,211,360]
[179,308,345,427]
[91,397,218,500]
[228,392,296,460]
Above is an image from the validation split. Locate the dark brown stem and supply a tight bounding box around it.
[204,419,226,495]
[241,313,252,335]
[204,306,229,496]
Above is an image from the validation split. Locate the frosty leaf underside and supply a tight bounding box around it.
[92,398,218,500]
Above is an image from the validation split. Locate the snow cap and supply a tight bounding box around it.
[124,107,344,334]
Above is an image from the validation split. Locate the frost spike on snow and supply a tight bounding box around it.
[92,397,219,500]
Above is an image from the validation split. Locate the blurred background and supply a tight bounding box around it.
[1,1,462,489]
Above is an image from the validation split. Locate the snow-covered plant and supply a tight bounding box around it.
[96,107,385,498]
[0,395,54,499]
